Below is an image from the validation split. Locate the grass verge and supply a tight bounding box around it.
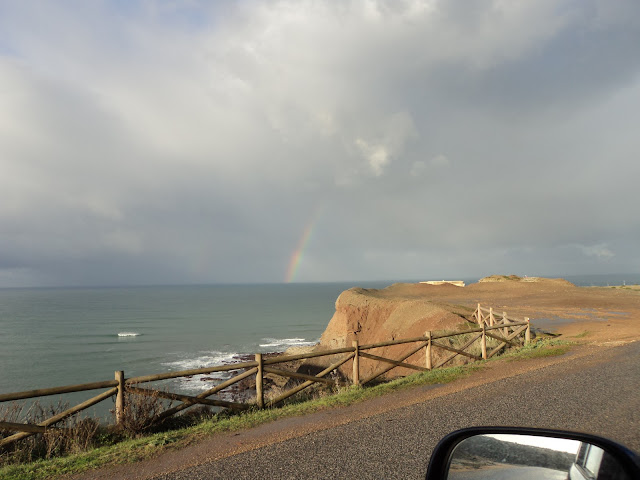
[501,338,573,361]
[0,340,570,480]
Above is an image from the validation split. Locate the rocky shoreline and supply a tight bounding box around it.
[197,348,318,404]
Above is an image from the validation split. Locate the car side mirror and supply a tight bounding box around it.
[426,427,640,480]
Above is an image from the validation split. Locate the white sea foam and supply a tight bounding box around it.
[162,352,238,371]
[117,332,140,337]
[161,351,244,395]
[259,338,317,348]
[159,339,317,396]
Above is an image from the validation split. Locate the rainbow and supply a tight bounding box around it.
[285,214,318,283]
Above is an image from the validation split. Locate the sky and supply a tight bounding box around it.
[1,0,639,287]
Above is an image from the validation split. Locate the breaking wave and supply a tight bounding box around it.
[259,337,317,348]
[159,339,318,395]
[161,351,245,395]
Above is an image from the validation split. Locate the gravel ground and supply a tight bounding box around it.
[147,341,639,480]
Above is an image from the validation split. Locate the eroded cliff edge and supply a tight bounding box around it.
[309,283,475,381]
[320,283,470,349]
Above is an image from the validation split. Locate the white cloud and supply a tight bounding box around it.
[353,111,417,177]
[355,138,390,176]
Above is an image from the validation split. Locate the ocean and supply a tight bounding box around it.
[1,274,637,418]
[0,282,395,399]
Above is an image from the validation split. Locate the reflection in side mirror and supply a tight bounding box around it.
[447,434,631,480]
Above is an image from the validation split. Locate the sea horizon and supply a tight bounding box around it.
[1,271,638,291]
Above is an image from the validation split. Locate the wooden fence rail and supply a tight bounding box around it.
[0,304,530,447]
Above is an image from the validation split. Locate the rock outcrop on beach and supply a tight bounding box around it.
[309,283,473,381]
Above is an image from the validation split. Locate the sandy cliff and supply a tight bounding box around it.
[306,276,640,383]
[311,283,473,381]
[320,284,469,349]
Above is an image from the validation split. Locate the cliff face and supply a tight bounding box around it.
[320,287,466,348]
[315,284,471,381]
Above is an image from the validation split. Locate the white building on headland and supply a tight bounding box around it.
[420,280,465,287]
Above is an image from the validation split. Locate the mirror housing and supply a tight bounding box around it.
[426,427,640,480]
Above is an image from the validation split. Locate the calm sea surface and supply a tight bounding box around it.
[0,282,397,398]
[0,274,637,417]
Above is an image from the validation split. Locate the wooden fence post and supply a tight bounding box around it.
[477,304,482,325]
[255,354,264,409]
[525,317,531,345]
[115,370,125,425]
[489,307,494,326]
[352,340,360,386]
[426,331,432,370]
[503,312,509,338]
[481,324,487,360]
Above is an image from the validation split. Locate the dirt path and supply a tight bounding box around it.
[375,279,640,343]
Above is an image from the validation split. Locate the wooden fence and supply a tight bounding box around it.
[0,304,530,447]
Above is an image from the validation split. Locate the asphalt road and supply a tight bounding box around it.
[153,342,640,480]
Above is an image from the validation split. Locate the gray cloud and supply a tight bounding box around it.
[0,0,639,287]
